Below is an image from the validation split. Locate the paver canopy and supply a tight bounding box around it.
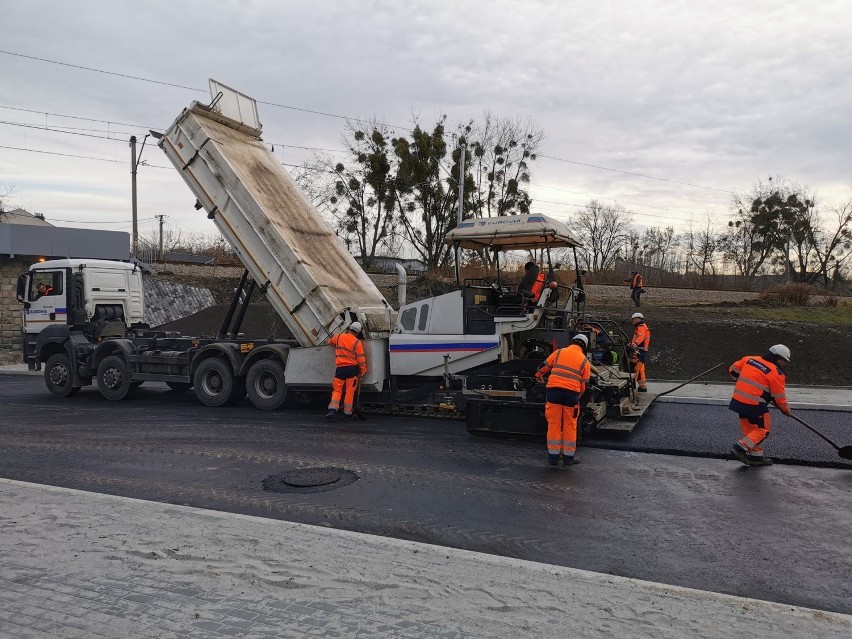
[444,214,583,251]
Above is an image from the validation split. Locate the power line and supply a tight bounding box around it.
[43,215,157,224]
[537,153,733,195]
[0,119,124,141]
[0,50,205,93]
[6,47,724,197]
[0,103,154,130]
[531,181,704,218]
[0,143,173,169]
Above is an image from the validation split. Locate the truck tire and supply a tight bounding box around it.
[96,355,134,401]
[194,358,237,407]
[166,381,193,392]
[44,353,79,397]
[246,359,288,410]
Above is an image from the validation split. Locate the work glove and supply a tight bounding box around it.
[782,408,792,417]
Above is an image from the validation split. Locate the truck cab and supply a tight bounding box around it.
[17,259,144,371]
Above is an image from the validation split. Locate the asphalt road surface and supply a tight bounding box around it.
[1,375,851,615]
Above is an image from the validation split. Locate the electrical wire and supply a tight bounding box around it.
[0,120,124,141]
[1,48,733,196]
[0,103,154,130]
[0,144,173,169]
[537,153,733,195]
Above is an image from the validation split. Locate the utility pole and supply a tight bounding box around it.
[155,214,167,261]
[130,136,138,257]
[455,145,465,285]
[129,134,150,259]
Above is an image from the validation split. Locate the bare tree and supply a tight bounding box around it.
[685,213,720,276]
[0,184,14,218]
[811,198,852,285]
[465,112,544,219]
[641,226,679,271]
[141,222,184,259]
[569,200,634,272]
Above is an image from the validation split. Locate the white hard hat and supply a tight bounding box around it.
[572,334,589,348]
[632,312,644,320]
[769,344,791,361]
[349,321,363,333]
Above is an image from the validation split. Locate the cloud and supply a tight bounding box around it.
[1,0,850,236]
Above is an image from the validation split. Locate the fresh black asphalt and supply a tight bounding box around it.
[1,375,851,615]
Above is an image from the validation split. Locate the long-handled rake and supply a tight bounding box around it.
[787,412,852,461]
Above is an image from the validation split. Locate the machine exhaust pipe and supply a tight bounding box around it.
[394,263,407,306]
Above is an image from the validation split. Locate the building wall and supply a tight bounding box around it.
[0,257,31,351]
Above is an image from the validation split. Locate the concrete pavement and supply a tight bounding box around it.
[1,478,850,639]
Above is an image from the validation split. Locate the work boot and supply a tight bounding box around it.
[563,456,580,466]
[747,456,773,466]
[325,410,337,422]
[548,454,559,466]
[342,413,354,421]
[730,445,750,466]
[637,387,648,393]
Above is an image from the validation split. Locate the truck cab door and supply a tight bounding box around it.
[24,270,67,335]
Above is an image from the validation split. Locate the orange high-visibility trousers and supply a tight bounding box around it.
[634,360,646,388]
[736,413,771,457]
[328,376,358,415]
[545,402,578,457]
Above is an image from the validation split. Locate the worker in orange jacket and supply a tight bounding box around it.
[535,334,590,466]
[728,345,792,466]
[629,312,651,392]
[625,271,644,307]
[530,269,547,302]
[326,321,367,421]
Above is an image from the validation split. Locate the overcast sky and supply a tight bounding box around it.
[1,0,850,245]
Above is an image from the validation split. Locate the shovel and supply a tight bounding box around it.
[787,412,852,461]
[352,377,367,421]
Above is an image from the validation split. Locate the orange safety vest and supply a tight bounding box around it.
[729,355,788,414]
[630,273,644,289]
[631,322,651,352]
[536,344,590,393]
[530,271,547,300]
[328,332,367,376]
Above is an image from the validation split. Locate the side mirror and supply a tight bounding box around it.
[16,274,27,303]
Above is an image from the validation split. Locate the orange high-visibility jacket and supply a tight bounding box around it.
[328,332,367,377]
[729,355,788,414]
[630,273,644,289]
[530,271,547,300]
[536,344,590,393]
[631,322,651,352]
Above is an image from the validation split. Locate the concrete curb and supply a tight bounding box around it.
[2,477,850,639]
[654,396,852,412]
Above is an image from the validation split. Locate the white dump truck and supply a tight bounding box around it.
[18,81,646,437]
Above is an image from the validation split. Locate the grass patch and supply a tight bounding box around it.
[737,306,852,326]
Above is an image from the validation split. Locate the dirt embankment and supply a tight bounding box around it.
[585,287,852,385]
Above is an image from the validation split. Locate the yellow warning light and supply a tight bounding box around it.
[37,257,46,262]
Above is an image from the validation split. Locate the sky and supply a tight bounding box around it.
[1,0,850,247]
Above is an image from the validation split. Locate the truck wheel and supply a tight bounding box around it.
[166,381,193,392]
[246,359,288,410]
[193,358,236,407]
[97,355,133,401]
[44,353,78,397]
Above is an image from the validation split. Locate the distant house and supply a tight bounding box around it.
[355,255,428,274]
[0,208,131,351]
[0,208,53,226]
